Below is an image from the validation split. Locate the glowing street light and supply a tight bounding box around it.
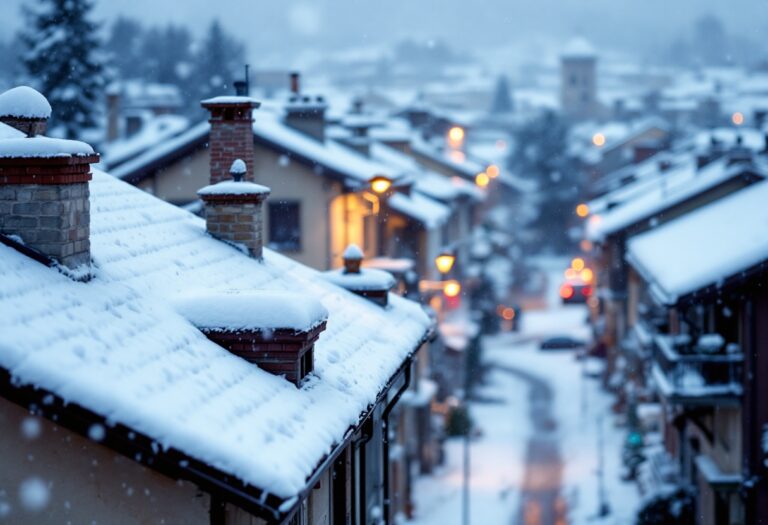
[475,172,490,188]
[571,257,585,272]
[443,280,461,298]
[592,133,606,147]
[580,268,594,283]
[732,112,745,126]
[576,203,589,218]
[370,175,393,194]
[448,126,465,146]
[435,252,456,274]
[486,164,500,178]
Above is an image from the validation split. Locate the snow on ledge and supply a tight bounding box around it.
[175,290,328,333]
[323,268,396,291]
[343,243,364,260]
[197,180,271,197]
[0,86,52,119]
[201,95,260,106]
[0,136,95,158]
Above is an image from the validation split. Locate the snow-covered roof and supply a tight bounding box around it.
[0,136,94,158]
[253,113,400,184]
[626,179,768,304]
[369,142,482,202]
[0,122,26,140]
[587,156,766,241]
[201,95,261,106]
[409,133,485,179]
[101,114,190,168]
[388,190,451,229]
[0,86,52,119]
[0,170,431,499]
[561,37,596,59]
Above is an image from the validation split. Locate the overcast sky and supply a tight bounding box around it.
[3,0,766,66]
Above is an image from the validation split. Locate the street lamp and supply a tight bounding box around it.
[370,175,393,194]
[448,126,465,146]
[486,164,500,179]
[576,203,589,218]
[443,279,461,298]
[435,252,456,275]
[475,172,490,188]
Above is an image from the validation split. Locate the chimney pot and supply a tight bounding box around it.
[0,86,52,137]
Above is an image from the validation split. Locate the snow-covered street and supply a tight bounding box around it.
[410,267,641,525]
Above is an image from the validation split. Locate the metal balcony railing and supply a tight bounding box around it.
[651,334,743,406]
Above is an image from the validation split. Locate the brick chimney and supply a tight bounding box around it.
[197,159,270,259]
[323,244,395,306]
[176,291,328,387]
[284,72,327,142]
[201,95,260,185]
[0,88,97,273]
[0,86,52,137]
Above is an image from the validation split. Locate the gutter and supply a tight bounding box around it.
[382,361,412,524]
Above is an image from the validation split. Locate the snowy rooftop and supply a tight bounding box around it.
[0,86,52,119]
[626,179,768,304]
[587,156,766,241]
[201,95,261,106]
[561,37,596,59]
[388,190,451,229]
[0,170,431,499]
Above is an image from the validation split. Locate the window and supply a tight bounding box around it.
[268,201,301,251]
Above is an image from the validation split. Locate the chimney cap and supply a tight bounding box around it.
[0,86,52,120]
[230,158,247,181]
[201,95,261,109]
[197,179,270,200]
[343,243,364,261]
[0,136,95,159]
[174,290,328,334]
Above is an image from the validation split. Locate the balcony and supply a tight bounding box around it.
[651,334,743,406]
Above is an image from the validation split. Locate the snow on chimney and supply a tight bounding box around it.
[197,159,270,259]
[0,86,51,137]
[0,87,97,274]
[201,94,260,185]
[284,72,327,142]
[323,244,395,306]
[175,291,328,387]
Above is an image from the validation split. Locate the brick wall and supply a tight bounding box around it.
[204,199,265,258]
[202,100,259,185]
[0,183,90,268]
[0,153,96,271]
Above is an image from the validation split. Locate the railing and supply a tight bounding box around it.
[651,334,743,405]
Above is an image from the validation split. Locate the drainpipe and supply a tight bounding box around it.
[382,360,412,524]
[353,416,374,525]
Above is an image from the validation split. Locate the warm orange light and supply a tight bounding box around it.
[448,126,465,145]
[564,268,578,280]
[580,268,594,283]
[580,239,593,252]
[475,172,490,188]
[576,203,589,218]
[443,280,461,298]
[571,257,585,272]
[435,252,456,274]
[370,175,392,194]
[559,284,574,299]
[592,132,606,147]
[486,164,500,178]
[501,307,516,320]
[732,112,745,126]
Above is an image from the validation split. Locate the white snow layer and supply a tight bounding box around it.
[0,170,431,499]
[323,268,396,291]
[175,291,328,332]
[343,243,364,260]
[388,191,450,229]
[627,179,768,304]
[0,137,94,158]
[201,95,260,106]
[0,86,52,119]
[197,180,270,196]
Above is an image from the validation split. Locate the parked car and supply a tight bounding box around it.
[540,335,586,350]
[559,279,593,304]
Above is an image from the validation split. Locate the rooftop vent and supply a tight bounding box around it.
[323,244,395,306]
